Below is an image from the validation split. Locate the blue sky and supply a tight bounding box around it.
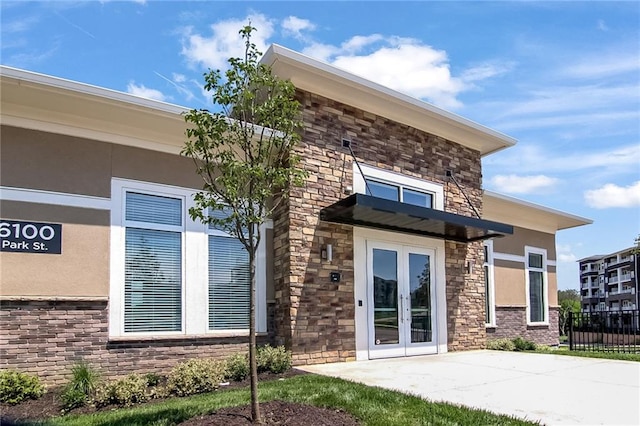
[2,1,639,290]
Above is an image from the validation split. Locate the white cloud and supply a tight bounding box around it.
[485,143,640,176]
[302,36,470,109]
[126,82,168,102]
[557,244,578,263]
[488,174,559,194]
[180,13,274,70]
[597,19,609,32]
[282,16,315,39]
[584,181,640,209]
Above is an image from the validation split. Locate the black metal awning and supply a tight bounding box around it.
[319,193,513,243]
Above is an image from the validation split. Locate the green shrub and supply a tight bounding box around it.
[0,370,45,405]
[166,358,225,397]
[512,337,537,351]
[144,372,161,387]
[486,338,516,351]
[60,387,87,411]
[257,345,292,374]
[225,353,249,381]
[94,374,149,407]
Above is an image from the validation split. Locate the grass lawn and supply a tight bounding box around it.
[537,347,640,362]
[31,374,538,426]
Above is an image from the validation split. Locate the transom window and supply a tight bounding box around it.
[365,179,434,208]
[354,164,444,211]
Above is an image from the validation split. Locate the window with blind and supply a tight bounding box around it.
[109,178,268,338]
[526,247,547,324]
[124,192,183,333]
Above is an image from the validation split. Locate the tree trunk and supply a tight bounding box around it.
[249,249,262,424]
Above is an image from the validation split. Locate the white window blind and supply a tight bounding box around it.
[124,192,182,333]
[209,235,250,330]
[125,192,181,226]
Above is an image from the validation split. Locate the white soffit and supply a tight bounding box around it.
[262,44,517,157]
[0,66,189,154]
[483,190,593,234]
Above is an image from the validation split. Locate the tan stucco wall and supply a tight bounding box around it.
[0,126,207,298]
[493,226,557,259]
[1,126,112,197]
[1,126,202,196]
[0,201,110,297]
[494,259,558,307]
[494,260,526,306]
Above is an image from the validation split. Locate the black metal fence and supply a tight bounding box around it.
[569,310,640,353]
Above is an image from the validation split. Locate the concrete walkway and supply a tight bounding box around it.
[299,350,640,425]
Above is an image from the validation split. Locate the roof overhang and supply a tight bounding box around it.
[483,190,592,234]
[320,193,513,243]
[261,44,517,157]
[0,65,189,155]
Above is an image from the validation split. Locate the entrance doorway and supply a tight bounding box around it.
[367,241,438,359]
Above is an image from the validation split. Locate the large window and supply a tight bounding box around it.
[109,179,267,338]
[526,247,548,324]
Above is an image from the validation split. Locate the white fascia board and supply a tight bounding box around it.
[261,44,517,156]
[0,65,188,115]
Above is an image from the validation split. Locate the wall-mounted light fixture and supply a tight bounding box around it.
[321,244,333,262]
[467,259,475,275]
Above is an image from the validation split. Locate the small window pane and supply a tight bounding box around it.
[402,188,433,208]
[209,236,250,330]
[366,180,399,202]
[126,192,181,226]
[529,253,543,269]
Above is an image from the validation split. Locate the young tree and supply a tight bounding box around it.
[558,289,581,336]
[182,26,307,424]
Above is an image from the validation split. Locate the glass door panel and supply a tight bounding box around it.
[372,248,399,345]
[408,253,432,344]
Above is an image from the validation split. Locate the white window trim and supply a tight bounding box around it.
[525,246,549,326]
[109,178,268,339]
[353,164,444,211]
[484,239,496,327]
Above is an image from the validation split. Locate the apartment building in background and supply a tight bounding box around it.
[579,247,639,313]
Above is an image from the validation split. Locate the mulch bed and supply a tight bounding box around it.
[180,400,359,425]
[0,370,360,425]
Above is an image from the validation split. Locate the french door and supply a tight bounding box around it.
[367,241,437,358]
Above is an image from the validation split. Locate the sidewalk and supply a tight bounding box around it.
[299,350,640,425]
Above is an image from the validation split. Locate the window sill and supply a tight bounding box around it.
[108,331,268,342]
[485,324,497,329]
[526,323,549,328]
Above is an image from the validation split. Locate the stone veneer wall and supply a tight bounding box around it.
[486,306,560,346]
[272,90,486,365]
[0,300,267,385]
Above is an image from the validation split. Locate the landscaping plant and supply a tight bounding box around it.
[166,358,226,397]
[0,370,45,405]
[225,352,250,381]
[94,373,149,407]
[257,344,292,374]
[60,360,101,410]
